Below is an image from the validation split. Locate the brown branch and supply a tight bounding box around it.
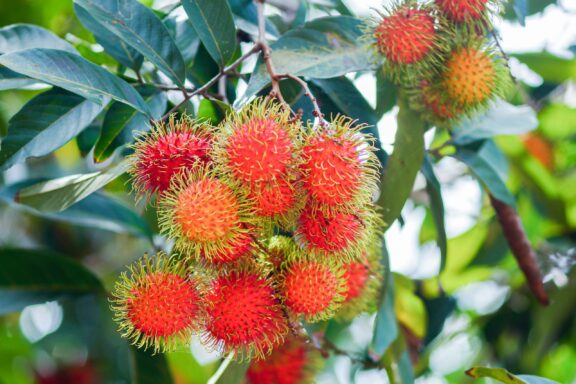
[278,73,325,124]
[490,195,549,305]
[159,43,262,121]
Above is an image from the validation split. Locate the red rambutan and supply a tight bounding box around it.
[300,117,379,212]
[129,115,212,200]
[342,261,370,301]
[203,270,289,359]
[374,5,437,66]
[112,253,204,352]
[281,260,345,322]
[435,0,489,23]
[246,336,319,384]
[215,98,300,186]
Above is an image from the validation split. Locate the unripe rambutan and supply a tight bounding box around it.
[435,0,489,24]
[246,336,320,384]
[111,253,204,352]
[441,45,508,108]
[214,98,301,187]
[281,260,345,322]
[203,270,289,359]
[129,115,212,201]
[300,116,379,213]
[158,166,253,261]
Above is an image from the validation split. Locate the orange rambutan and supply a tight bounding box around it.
[129,115,212,201]
[281,260,345,322]
[248,177,302,227]
[441,45,508,108]
[342,261,370,301]
[111,253,204,352]
[300,116,379,213]
[206,230,254,265]
[214,98,301,187]
[246,336,320,384]
[158,166,253,261]
[435,0,489,24]
[419,80,463,123]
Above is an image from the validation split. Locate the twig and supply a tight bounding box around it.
[207,352,235,384]
[278,73,325,123]
[490,195,549,305]
[159,44,262,121]
[255,0,287,106]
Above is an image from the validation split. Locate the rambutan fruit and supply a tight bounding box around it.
[371,2,447,82]
[300,116,379,213]
[294,203,380,260]
[248,176,303,229]
[203,270,289,359]
[111,253,204,352]
[281,259,345,322]
[214,97,301,187]
[418,80,463,124]
[128,115,212,201]
[265,236,302,269]
[435,0,490,24]
[246,336,320,384]
[158,165,253,261]
[206,230,254,265]
[441,44,510,109]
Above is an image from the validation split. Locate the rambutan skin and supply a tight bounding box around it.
[246,336,319,384]
[442,47,496,106]
[435,0,489,23]
[111,253,204,352]
[281,260,344,321]
[214,98,301,187]
[203,271,289,359]
[374,6,437,65]
[300,116,379,212]
[129,115,212,200]
[342,262,370,301]
[249,177,298,219]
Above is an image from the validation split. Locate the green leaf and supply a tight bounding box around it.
[512,0,528,26]
[0,24,76,54]
[0,67,35,90]
[421,156,447,272]
[74,0,186,86]
[16,160,130,213]
[73,4,143,70]
[228,0,279,38]
[371,242,398,356]
[0,48,151,115]
[453,140,516,208]
[467,367,559,384]
[0,181,152,239]
[130,347,174,384]
[452,100,538,145]
[216,360,249,384]
[197,98,232,125]
[181,0,237,67]
[164,17,200,67]
[244,16,374,99]
[0,88,107,171]
[0,248,103,315]
[94,86,167,162]
[513,52,576,83]
[376,69,397,118]
[377,97,426,230]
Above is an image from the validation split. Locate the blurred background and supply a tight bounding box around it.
[0,0,575,383]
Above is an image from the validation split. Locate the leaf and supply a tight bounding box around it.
[0,48,151,115]
[243,16,374,100]
[466,367,559,384]
[0,24,76,54]
[421,156,447,272]
[0,88,107,171]
[377,97,426,230]
[0,181,152,239]
[164,17,200,67]
[0,248,103,315]
[181,0,237,67]
[94,86,167,162]
[452,100,538,145]
[197,98,232,125]
[16,160,130,213]
[74,0,186,86]
[512,0,528,26]
[228,0,279,38]
[371,241,398,356]
[514,52,576,83]
[0,67,36,90]
[130,347,174,384]
[73,4,143,70]
[453,140,516,208]
[376,69,397,118]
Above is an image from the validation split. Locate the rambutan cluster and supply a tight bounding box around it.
[111,97,384,365]
[369,0,511,126]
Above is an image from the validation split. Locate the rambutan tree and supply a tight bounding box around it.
[0,0,574,383]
